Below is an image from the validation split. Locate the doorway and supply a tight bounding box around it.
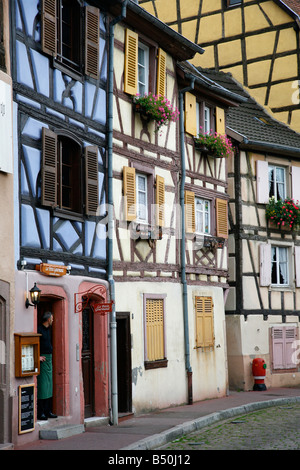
[82,306,95,418]
[117,313,132,413]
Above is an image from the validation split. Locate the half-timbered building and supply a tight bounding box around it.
[10,0,111,446]
[109,1,242,414]
[0,0,14,449]
[202,68,300,391]
[140,0,300,133]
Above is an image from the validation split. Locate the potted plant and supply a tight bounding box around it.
[133,92,180,132]
[266,196,300,230]
[194,129,233,158]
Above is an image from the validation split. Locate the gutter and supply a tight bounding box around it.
[108,0,128,427]
[179,78,195,405]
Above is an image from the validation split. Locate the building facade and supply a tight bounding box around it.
[10,0,110,446]
[140,0,300,132]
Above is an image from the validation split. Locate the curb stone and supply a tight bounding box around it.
[121,396,300,450]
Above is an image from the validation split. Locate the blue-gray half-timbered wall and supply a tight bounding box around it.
[13,0,108,277]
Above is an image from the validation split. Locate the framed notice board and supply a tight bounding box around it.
[18,384,35,434]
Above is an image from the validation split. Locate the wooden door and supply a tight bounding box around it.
[82,307,95,418]
[117,313,132,413]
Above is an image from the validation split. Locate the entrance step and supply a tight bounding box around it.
[84,416,109,428]
[0,443,14,450]
[39,424,85,440]
[118,412,134,423]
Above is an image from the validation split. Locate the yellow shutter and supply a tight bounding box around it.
[216,198,228,239]
[156,49,166,97]
[185,190,195,233]
[146,299,164,361]
[195,297,214,348]
[123,166,136,221]
[185,92,197,136]
[124,29,138,95]
[216,107,225,135]
[156,175,165,227]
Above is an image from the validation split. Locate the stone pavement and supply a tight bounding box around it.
[13,387,300,452]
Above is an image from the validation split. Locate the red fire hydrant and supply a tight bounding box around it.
[252,358,267,391]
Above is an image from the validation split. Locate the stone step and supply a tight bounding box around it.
[39,424,85,440]
[0,443,14,450]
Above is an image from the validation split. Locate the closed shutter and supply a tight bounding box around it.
[42,128,57,207]
[272,327,298,370]
[156,175,165,227]
[216,198,228,239]
[124,29,138,95]
[285,327,298,369]
[146,298,164,361]
[195,297,214,348]
[185,92,197,136]
[42,0,57,56]
[123,166,136,221]
[85,146,99,216]
[272,327,285,369]
[291,166,300,203]
[156,49,166,97]
[216,107,225,135]
[295,246,300,287]
[85,6,100,79]
[260,243,271,286]
[256,160,269,204]
[185,190,195,233]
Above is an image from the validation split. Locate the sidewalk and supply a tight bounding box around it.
[14,387,300,451]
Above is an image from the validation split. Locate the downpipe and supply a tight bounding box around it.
[107,0,128,426]
[179,79,195,405]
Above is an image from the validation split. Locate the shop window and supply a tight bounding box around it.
[41,128,99,216]
[41,0,100,79]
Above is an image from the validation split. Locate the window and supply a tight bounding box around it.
[195,198,210,235]
[227,0,242,5]
[124,29,166,97]
[268,165,286,201]
[138,43,149,96]
[41,128,99,216]
[195,297,214,348]
[271,246,289,286]
[42,0,100,79]
[271,326,298,370]
[136,173,148,223]
[196,102,214,135]
[144,294,167,368]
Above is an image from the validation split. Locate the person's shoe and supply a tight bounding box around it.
[48,412,57,419]
[38,414,48,420]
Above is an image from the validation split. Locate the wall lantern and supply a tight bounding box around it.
[25,283,41,308]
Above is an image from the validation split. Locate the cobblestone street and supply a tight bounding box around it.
[158,404,300,450]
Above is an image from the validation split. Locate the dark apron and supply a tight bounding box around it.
[37,354,53,400]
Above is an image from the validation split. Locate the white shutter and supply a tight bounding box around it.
[291,166,300,203]
[260,243,271,286]
[285,327,297,369]
[295,246,300,287]
[272,327,285,369]
[256,160,269,204]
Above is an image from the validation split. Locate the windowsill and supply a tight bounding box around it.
[53,58,84,83]
[144,359,168,370]
[53,208,85,222]
[270,284,293,291]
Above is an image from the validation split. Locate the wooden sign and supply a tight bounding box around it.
[92,302,114,315]
[36,263,68,277]
[18,384,35,434]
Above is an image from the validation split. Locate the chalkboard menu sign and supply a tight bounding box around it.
[18,384,35,434]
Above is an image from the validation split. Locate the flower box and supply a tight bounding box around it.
[133,93,179,132]
[194,131,233,158]
[266,197,300,231]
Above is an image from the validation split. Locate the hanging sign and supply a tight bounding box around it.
[36,263,68,277]
[92,301,114,315]
[18,384,35,434]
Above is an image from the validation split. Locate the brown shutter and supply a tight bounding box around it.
[123,166,136,221]
[42,127,57,207]
[185,190,195,233]
[156,175,165,227]
[85,146,99,215]
[85,6,100,79]
[185,92,197,136]
[42,0,57,56]
[124,29,138,95]
[195,297,214,348]
[216,198,228,239]
[156,49,166,97]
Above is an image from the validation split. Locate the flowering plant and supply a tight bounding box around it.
[133,93,180,132]
[266,196,300,230]
[194,129,233,158]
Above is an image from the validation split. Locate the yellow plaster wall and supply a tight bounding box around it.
[218,40,242,67]
[198,14,223,44]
